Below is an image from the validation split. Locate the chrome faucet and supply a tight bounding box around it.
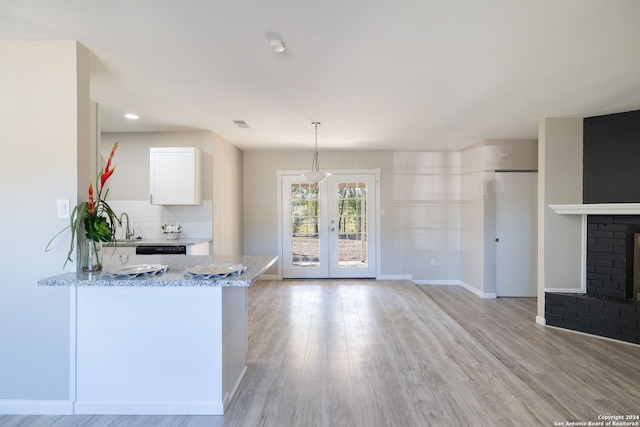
[119,212,134,240]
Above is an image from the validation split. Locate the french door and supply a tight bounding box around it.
[281,173,377,278]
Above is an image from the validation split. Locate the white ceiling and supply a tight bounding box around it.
[1,0,639,151]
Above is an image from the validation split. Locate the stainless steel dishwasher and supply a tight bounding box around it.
[135,245,187,255]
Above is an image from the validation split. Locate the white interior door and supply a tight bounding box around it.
[281,173,377,279]
[495,171,537,297]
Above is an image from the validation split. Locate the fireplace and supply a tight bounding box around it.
[586,215,640,301]
[545,207,640,345]
[544,111,640,344]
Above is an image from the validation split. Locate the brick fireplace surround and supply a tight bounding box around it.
[545,294,640,344]
[544,110,640,345]
[545,213,640,344]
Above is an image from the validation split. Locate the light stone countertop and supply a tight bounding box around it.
[104,237,212,247]
[38,254,277,287]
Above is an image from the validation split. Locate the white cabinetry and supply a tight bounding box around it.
[150,147,202,205]
[188,241,210,255]
[105,246,136,256]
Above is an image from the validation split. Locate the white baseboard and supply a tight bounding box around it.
[414,280,497,298]
[0,400,73,415]
[223,365,247,411]
[544,288,585,293]
[535,315,546,325]
[413,280,460,286]
[74,400,224,415]
[377,274,413,280]
[259,275,417,281]
[460,281,497,299]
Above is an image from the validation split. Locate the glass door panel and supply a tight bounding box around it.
[291,183,320,268]
[282,173,376,279]
[282,177,328,278]
[329,176,375,278]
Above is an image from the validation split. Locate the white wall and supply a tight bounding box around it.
[392,151,461,282]
[460,143,490,295]
[213,133,244,256]
[101,131,214,201]
[100,132,215,241]
[243,150,461,281]
[0,41,90,401]
[460,139,538,297]
[101,131,243,253]
[537,118,584,319]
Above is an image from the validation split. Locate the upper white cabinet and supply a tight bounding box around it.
[150,147,202,205]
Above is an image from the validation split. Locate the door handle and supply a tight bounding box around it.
[331,227,335,232]
[495,238,500,242]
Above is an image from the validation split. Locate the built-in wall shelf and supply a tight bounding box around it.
[549,203,640,215]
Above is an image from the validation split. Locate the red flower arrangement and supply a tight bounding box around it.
[83,142,119,243]
[47,141,121,267]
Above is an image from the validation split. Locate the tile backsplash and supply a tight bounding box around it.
[108,200,212,240]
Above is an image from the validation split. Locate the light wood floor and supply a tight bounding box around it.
[2,280,639,426]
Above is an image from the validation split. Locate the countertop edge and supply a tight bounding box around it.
[38,255,278,287]
[104,238,212,247]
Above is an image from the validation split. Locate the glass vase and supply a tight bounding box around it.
[82,240,103,272]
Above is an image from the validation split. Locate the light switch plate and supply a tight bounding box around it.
[57,199,70,219]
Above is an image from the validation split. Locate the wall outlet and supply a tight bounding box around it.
[430,258,436,266]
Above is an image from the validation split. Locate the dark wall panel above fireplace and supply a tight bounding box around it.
[583,110,640,203]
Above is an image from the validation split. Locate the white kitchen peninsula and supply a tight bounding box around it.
[38,254,277,416]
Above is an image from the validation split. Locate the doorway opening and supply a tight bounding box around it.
[279,171,380,279]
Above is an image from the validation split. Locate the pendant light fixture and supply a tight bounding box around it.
[302,121,331,183]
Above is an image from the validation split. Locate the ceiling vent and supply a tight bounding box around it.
[233,120,250,128]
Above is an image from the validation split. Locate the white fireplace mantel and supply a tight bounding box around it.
[549,203,640,215]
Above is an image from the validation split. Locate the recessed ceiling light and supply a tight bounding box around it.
[124,113,139,120]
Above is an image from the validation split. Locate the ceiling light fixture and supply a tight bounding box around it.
[124,113,139,120]
[302,122,331,183]
[269,39,286,53]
